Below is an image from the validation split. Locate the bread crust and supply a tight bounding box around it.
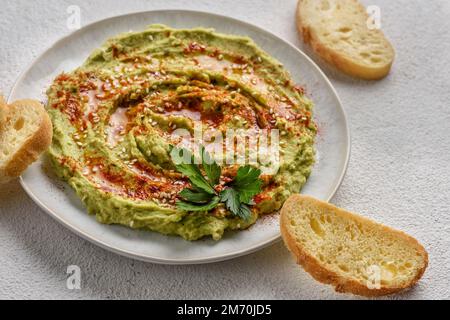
[280,194,428,297]
[0,99,53,183]
[296,0,395,80]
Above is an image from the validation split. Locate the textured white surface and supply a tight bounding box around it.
[0,0,449,300]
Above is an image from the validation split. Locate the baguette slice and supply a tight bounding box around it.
[0,99,52,184]
[297,0,395,80]
[280,195,428,297]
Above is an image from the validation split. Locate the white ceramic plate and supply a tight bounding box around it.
[13,10,350,265]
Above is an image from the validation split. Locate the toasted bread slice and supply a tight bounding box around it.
[0,99,52,184]
[296,0,395,80]
[280,195,428,296]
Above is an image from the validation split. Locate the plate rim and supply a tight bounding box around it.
[14,9,351,265]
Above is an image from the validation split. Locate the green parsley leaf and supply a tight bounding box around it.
[200,146,221,186]
[220,188,240,215]
[233,165,262,186]
[236,184,262,204]
[237,204,252,221]
[232,165,263,204]
[220,188,252,221]
[179,188,214,203]
[173,147,215,195]
[176,196,220,212]
[173,146,261,221]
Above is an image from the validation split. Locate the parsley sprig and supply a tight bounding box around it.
[173,146,263,220]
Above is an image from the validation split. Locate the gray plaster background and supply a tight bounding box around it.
[0,0,449,299]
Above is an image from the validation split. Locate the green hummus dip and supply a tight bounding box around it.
[46,25,316,241]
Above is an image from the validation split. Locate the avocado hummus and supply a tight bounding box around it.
[46,25,316,241]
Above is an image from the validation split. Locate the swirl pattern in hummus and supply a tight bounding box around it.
[46,25,316,240]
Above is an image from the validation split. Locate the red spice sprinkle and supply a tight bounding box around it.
[293,84,306,95]
[79,81,97,93]
[55,73,71,82]
[65,96,82,123]
[184,42,207,54]
[232,55,246,65]
[254,192,272,204]
[111,45,120,58]
[209,49,221,58]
